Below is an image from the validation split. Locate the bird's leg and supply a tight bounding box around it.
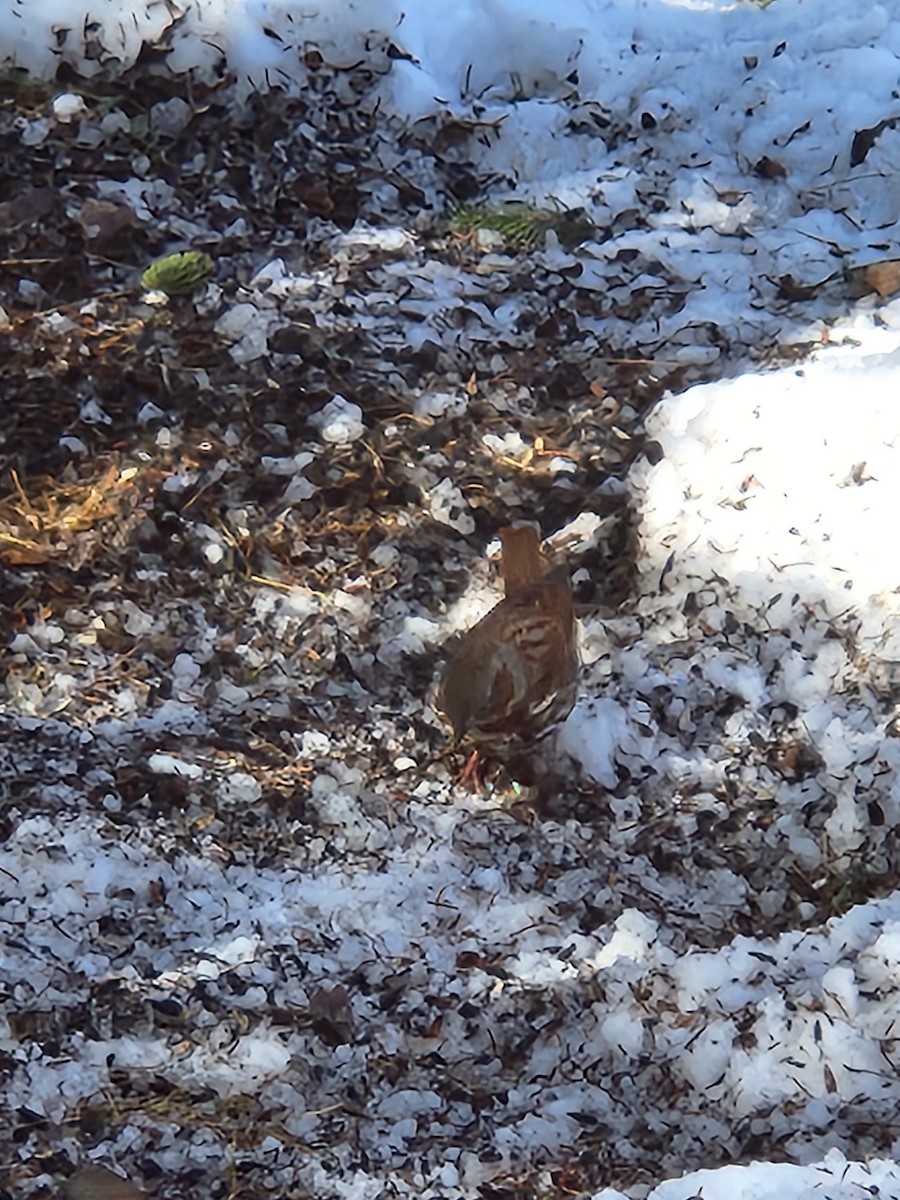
[457,748,486,792]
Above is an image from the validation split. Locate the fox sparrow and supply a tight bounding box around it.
[437,525,579,769]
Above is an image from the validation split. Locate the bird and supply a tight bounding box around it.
[436,525,579,784]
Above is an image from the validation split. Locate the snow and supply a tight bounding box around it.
[6,0,900,1197]
[310,395,366,445]
[51,91,86,121]
[650,1154,900,1200]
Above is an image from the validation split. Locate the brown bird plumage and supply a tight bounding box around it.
[437,526,578,760]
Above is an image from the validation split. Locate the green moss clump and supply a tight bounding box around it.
[451,202,594,250]
[141,250,214,296]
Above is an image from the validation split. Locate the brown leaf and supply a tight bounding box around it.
[65,1165,145,1200]
[78,199,138,251]
[776,273,819,302]
[457,950,488,969]
[754,156,786,179]
[295,179,334,219]
[309,984,355,1046]
[864,259,900,299]
[422,1013,444,1038]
